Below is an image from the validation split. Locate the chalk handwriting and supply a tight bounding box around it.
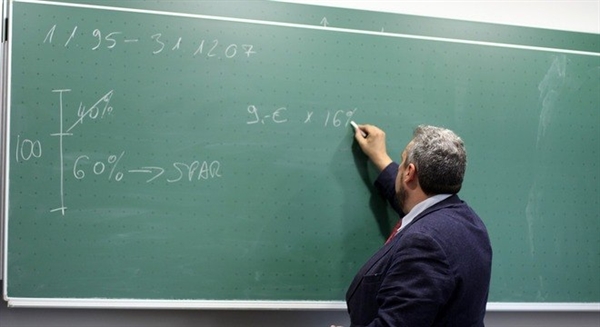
[130,161,222,183]
[246,105,358,129]
[246,105,288,124]
[73,152,222,184]
[30,87,359,215]
[14,135,42,163]
[50,89,73,215]
[129,161,223,183]
[66,90,115,133]
[92,29,121,50]
[73,151,125,181]
[43,25,257,60]
[36,88,226,215]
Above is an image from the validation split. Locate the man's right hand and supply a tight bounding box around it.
[353,123,393,172]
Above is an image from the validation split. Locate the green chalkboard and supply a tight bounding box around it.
[2,0,599,308]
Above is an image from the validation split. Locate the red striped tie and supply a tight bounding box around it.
[385,219,402,244]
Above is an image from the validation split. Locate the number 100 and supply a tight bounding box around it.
[15,135,43,162]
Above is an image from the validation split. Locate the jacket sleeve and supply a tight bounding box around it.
[374,162,402,216]
[366,232,455,327]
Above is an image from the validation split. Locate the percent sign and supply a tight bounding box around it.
[78,90,114,119]
[66,90,116,134]
[103,151,124,181]
[73,151,125,181]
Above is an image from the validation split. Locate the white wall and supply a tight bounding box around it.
[2,1,599,326]
[277,0,600,34]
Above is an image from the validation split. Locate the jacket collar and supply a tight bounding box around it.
[396,194,461,237]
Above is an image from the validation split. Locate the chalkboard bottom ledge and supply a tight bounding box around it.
[487,303,600,312]
[3,298,599,311]
[4,298,348,310]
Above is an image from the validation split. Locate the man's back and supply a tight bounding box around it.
[348,125,493,327]
[397,196,492,326]
[346,195,492,326]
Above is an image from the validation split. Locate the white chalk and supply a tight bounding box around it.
[350,121,367,137]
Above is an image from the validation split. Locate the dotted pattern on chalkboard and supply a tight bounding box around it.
[6,1,599,302]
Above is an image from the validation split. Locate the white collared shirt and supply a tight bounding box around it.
[396,194,452,234]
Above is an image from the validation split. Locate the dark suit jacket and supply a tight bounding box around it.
[346,163,492,327]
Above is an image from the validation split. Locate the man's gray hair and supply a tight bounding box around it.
[405,125,467,195]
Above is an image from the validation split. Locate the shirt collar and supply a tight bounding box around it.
[397,194,452,233]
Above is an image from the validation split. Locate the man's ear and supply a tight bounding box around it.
[405,163,418,185]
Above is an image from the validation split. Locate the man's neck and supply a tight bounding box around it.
[403,191,429,214]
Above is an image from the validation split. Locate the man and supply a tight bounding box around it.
[346,124,492,326]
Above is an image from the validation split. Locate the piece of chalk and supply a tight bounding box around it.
[350,121,367,137]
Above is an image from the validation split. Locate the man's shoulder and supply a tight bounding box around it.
[404,198,487,239]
